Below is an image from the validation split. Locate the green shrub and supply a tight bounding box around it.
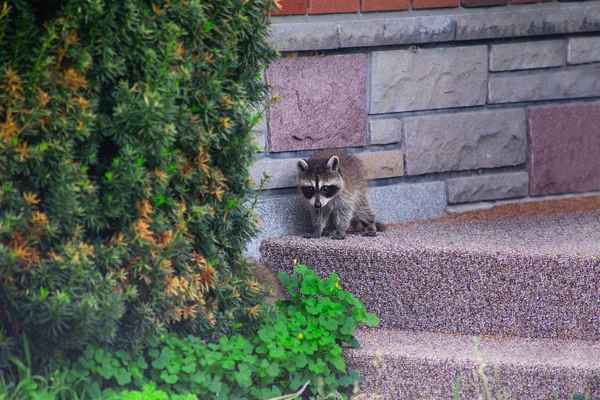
[0,0,278,366]
[53,266,379,399]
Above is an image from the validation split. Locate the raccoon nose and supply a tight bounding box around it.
[314,201,322,208]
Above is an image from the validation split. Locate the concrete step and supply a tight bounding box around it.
[260,202,600,340]
[345,329,600,399]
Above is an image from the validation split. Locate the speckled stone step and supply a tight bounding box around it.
[345,329,600,399]
[260,209,600,340]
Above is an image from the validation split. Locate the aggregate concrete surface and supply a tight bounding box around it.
[346,329,600,399]
[260,197,600,340]
[260,196,600,399]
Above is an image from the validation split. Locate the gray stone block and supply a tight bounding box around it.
[568,36,600,65]
[369,118,402,145]
[371,181,447,224]
[488,66,600,104]
[404,109,527,175]
[268,21,340,52]
[338,16,454,49]
[249,157,298,190]
[370,46,487,114]
[456,4,600,41]
[489,40,565,72]
[357,150,404,180]
[244,195,310,259]
[446,172,529,204]
[269,4,600,53]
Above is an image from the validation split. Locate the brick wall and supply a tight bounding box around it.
[245,2,600,258]
[274,0,551,15]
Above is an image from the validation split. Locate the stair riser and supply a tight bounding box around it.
[346,355,600,400]
[261,244,600,340]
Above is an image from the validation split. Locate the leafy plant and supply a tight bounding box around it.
[0,0,278,367]
[272,264,380,397]
[42,265,379,399]
[0,335,85,400]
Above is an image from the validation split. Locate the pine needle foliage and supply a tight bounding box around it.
[0,0,278,367]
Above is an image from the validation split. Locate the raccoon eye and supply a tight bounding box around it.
[301,186,315,198]
[321,185,339,198]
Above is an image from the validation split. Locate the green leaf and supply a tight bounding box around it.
[340,318,355,336]
[115,367,132,386]
[115,349,131,362]
[222,358,235,370]
[151,349,170,369]
[326,354,346,372]
[105,171,113,181]
[148,348,159,359]
[136,356,148,369]
[160,370,179,384]
[364,313,380,327]
[265,362,280,377]
[235,364,253,388]
[269,346,285,359]
[319,316,338,331]
[181,362,196,373]
[295,353,307,368]
[203,21,213,32]
[346,336,360,349]
[39,287,49,300]
[295,265,308,275]
[308,358,326,374]
[208,377,222,394]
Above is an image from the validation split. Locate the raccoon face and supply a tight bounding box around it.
[297,156,343,209]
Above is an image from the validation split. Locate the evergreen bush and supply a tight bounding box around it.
[0,0,278,367]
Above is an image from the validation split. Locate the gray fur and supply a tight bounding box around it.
[296,150,386,240]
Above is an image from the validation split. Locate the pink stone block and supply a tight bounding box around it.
[528,102,600,196]
[266,55,367,152]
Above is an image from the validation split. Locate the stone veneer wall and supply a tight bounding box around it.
[245,1,600,258]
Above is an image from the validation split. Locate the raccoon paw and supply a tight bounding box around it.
[331,235,345,240]
[303,233,321,239]
[362,230,377,237]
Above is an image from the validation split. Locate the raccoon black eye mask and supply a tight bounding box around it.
[301,185,339,199]
[296,150,386,240]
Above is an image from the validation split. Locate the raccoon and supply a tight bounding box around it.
[297,150,386,240]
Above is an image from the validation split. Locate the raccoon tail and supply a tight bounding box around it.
[375,221,387,232]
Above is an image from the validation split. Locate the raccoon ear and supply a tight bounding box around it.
[297,159,309,172]
[326,156,340,171]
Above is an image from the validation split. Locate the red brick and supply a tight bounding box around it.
[413,0,459,9]
[362,0,410,12]
[462,0,508,6]
[309,0,359,14]
[273,0,307,15]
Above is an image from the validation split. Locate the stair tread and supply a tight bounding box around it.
[263,207,600,258]
[350,328,600,369]
[346,329,600,399]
